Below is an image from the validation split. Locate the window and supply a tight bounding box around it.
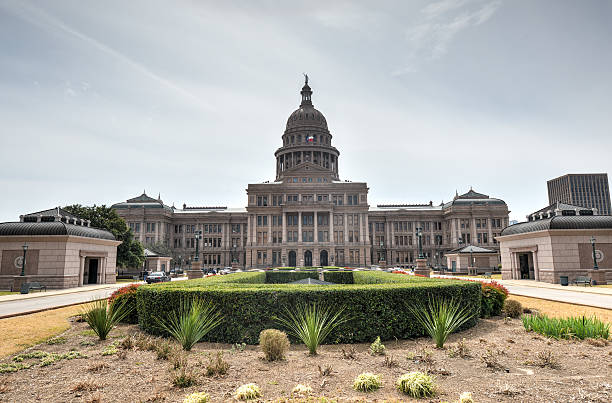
[347,194,358,205]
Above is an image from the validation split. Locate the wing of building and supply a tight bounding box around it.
[111,79,510,270]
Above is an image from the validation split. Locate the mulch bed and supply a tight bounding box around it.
[0,317,610,402]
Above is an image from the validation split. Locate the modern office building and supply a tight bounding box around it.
[112,79,509,270]
[547,173,611,215]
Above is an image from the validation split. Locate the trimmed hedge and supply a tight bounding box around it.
[323,271,354,284]
[265,271,318,284]
[136,271,481,344]
[109,283,142,324]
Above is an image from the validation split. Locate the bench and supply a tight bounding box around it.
[20,282,47,294]
[574,276,592,286]
[483,272,492,279]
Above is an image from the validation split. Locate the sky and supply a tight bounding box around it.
[1,0,611,223]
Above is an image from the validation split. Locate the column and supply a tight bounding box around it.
[267,214,272,245]
[78,255,85,287]
[314,211,318,242]
[390,219,395,247]
[282,212,287,244]
[329,211,334,242]
[298,211,302,242]
[344,213,349,243]
[533,251,539,281]
[487,218,493,246]
[247,215,253,245]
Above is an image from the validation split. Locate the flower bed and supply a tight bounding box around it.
[135,271,481,344]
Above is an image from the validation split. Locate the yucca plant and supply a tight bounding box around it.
[81,298,132,340]
[408,297,475,348]
[155,299,222,351]
[276,302,347,355]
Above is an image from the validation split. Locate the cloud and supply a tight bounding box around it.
[3,1,216,113]
[394,0,502,74]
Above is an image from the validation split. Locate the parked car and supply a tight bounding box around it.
[146,272,171,284]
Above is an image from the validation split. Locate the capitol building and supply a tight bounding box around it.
[112,79,509,270]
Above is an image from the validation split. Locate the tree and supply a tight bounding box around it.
[63,204,145,269]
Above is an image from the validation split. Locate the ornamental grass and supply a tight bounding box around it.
[155,298,222,351]
[276,302,348,355]
[396,371,435,398]
[522,314,610,340]
[81,298,132,340]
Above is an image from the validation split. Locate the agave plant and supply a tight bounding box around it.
[276,302,347,355]
[82,298,132,340]
[155,298,222,351]
[408,296,475,348]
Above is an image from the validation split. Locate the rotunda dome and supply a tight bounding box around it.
[285,79,328,130]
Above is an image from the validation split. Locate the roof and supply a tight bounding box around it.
[289,277,334,285]
[443,189,507,208]
[23,207,82,220]
[500,215,612,236]
[448,245,496,254]
[112,192,173,212]
[528,202,594,219]
[0,222,116,240]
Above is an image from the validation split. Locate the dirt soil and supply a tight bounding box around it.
[0,317,610,403]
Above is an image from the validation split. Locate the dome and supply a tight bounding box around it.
[285,78,328,130]
[286,105,328,130]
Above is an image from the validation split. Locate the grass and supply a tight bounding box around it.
[465,274,502,280]
[510,295,612,323]
[0,291,18,296]
[82,299,132,340]
[155,299,222,351]
[396,372,436,398]
[407,297,476,348]
[276,302,348,355]
[0,304,87,358]
[522,314,610,340]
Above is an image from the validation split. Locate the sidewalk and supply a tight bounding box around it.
[0,282,133,303]
[500,279,612,296]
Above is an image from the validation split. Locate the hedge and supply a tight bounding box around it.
[136,271,481,344]
[322,271,354,284]
[109,283,142,324]
[265,271,318,284]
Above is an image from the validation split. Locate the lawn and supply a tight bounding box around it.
[0,291,17,296]
[510,295,612,323]
[0,304,87,357]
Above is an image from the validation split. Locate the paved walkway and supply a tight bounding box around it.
[434,275,612,309]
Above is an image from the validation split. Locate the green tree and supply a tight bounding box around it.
[63,204,145,269]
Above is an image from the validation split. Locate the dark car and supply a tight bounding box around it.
[145,271,171,284]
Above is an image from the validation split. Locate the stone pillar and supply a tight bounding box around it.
[414,258,430,277]
[267,214,272,245]
[329,211,334,243]
[187,260,203,280]
[298,212,303,242]
[282,212,287,244]
[344,213,349,243]
[533,251,540,281]
[314,211,318,242]
[78,255,85,287]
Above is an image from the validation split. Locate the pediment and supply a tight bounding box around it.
[283,162,332,174]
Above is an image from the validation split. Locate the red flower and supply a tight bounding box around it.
[109,283,142,302]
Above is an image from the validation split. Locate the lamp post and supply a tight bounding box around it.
[379,240,385,263]
[591,236,599,270]
[20,243,28,276]
[194,231,202,262]
[178,255,182,272]
[416,227,424,259]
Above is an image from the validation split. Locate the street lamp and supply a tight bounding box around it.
[20,243,28,276]
[591,236,599,270]
[416,227,424,259]
[194,230,202,262]
[178,255,182,271]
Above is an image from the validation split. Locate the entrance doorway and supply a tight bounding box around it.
[304,250,312,267]
[518,253,531,279]
[288,251,296,267]
[87,259,98,284]
[320,250,328,266]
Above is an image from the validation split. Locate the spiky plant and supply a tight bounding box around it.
[155,299,222,351]
[276,302,347,355]
[407,297,475,348]
[82,298,132,340]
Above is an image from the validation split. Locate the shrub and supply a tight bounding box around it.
[522,314,610,340]
[352,372,382,392]
[265,271,318,284]
[291,384,313,397]
[172,367,197,388]
[109,283,142,324]
[155,298,222,351]
[503,299,522,318]
[322,271,354,284]
[156,341,172,360]
[459,391,474,403]
[259,329,290,361]
[183,392,210,403]
[205,351,229,376]
[235,383,261,400]
[276,303,347,355]
[369,336,386,355]
[407,297,476,348]
[480,282,508,318]
[448,338,471,358]
[396,372,435,398]
[136,271,481,344]
[82,298,132,340]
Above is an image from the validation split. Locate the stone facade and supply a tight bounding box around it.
[498,216,612,284]
[112,80,509,270]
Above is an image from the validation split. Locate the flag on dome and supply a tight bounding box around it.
[307,135,314,142]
